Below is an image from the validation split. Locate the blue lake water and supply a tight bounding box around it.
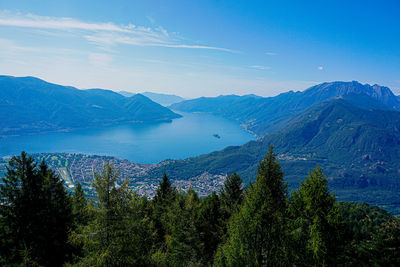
[0,111,255,163]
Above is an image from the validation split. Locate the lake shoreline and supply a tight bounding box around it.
[0,112,255,164]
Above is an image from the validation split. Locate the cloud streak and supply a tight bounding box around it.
[0,11,234,52]
[0,16,130,32]
[145,43,235,52]
[250,65,271,70]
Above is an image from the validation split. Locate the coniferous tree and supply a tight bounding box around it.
[288,167,345,266]
[69,182,90,262]
[39,160,74,266]
[75,162,153,266]
[4,150,400,266]
[0,152,30,263]
[0,152,73,266]
[0,152,39,264]
[220,172,244,237]
[154,172,175,204]
[220,173,243,213]
[160,189,202,266]
[152,172,177,250]
[216,146,288,266]
[72,182,89,227]
[197,191,224,265]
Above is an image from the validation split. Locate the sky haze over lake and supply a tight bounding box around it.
[0,0,399,97]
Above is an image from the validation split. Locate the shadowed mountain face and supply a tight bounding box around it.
[301,81,400,109]
[147,99,400,182]
[0,76,181,136]
[171,81,400,136]
[145,99,400,211]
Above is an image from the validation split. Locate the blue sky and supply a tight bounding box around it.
[0,0,399,97]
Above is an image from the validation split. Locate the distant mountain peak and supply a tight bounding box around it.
[132,93,147,98]
[171,80,400,137]
[118,91,185,106]
[303,81,400,109]
[306,81,393,95]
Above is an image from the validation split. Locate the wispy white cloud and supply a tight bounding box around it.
[0,39,318,98]
[250,65,271,70]
[84,32,237,52]
[157,44,235,52]
[0,11,234,52]
[0,11,131,32]
[318,66,324,70]
[265,52,277,56]
[84,32,169,47]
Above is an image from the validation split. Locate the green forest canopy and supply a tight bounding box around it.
[1,149,399,266]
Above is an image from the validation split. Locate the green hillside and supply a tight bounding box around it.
[0,76,181,136]
[146,100,400,213]
[171,81,400,136]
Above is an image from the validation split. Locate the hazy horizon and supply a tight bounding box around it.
[4,74,399,99]
[0,0,399,98]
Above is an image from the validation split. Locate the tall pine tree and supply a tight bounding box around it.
[76,162,153,266]
[288,167,345,266]
[197,191,224,265]
[72,182,89,227]
[152,172,177,250]
[216,146,288,266]
[161,189,202,266]
[0,152,73,266]
[220,173,243,215]
[220,172,244,239]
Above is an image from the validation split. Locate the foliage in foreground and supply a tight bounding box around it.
[1,149,400,266]
[0,152,73,266]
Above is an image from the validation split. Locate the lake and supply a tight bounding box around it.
[0,111,255,163]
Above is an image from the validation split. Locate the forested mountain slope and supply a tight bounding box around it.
[148,99,400,212]
[171,81,400,136]
[0,76,181,135]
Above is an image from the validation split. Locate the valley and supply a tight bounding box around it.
[0,153,226,199]
[1,78,400,215]
[171,81,400,136]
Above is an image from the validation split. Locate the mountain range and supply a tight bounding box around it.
[146,82,400,213]
[0,76,181,136]
[171,81,400,136]
[147,98,400,180]
[2,76,400,213]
